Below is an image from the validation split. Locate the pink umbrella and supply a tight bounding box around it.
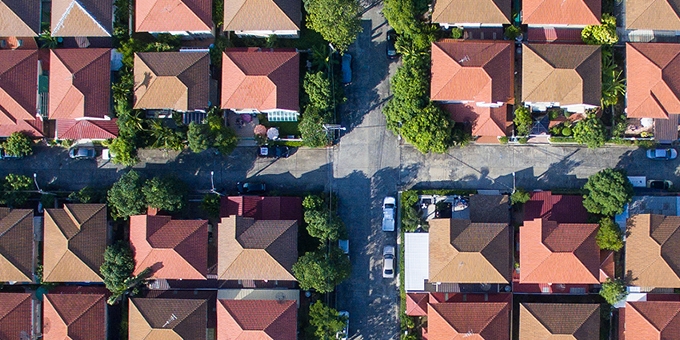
[253,124,267,136]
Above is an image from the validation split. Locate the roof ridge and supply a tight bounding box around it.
[262,300,292,333]
[224,0,249,28]
[0,209,32,237]
[172,298,206,326]
[267,0,297,27]
[178,53,207,84]
[52,293,104,326]
[631,0,665,29]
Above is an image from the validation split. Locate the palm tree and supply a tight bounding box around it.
[107,267,152,305]
[39,30,59,49]
[148,120,184,151]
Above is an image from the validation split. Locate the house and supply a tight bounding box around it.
[133,51,210,112]
[49,49,114,140]
[129,297,208,339]
[519,303,600,338]
[43,204,108,283]
[625,214,680,289]
[43,292,107,339]
[522,43,601,113]
[220,195,303,223]
[224,0,301,37]
[56,119,118,140]
[431,0,511,28]
[425,300,510,339]
[129,214,208,280]
[136,0,212,37]
[221,48,300,122]
[431,40,513,140]
[626,43,680,143]
[0,208,35,283]
[217,299,297,339]
[621,301,680,339]
[0,0,41,37]
[522,0,600,26]
[51,0,113,37]
[626,0,680,30]
[524,191,589,223]
[0,50,43,137]
[0,292,33,339]
[217,216,297,283]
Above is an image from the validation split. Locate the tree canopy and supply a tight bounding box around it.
[142,176,186,212]
[513,106,532,136]
[511,189,531,205]
[3,174,32,208]
[303,194,346,241]
[583,168,634,216]
[304,0,362,53]
[107,170,146,219]
[600,278,627,305]
[401,103,454,154]
[299,107,331,148]
[581,14,618,45]
[308,301,347,340]
[573,112,607,148]
[597,217,624,251]
[3,132,33,157]
[293,246,351,293]
[100,241,135,293]
[187,122,212,153]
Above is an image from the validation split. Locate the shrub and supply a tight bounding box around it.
[299,106,331,147]
[201,194,221,219]
[513,106,532,136]
[187,122,212,153]
[597,217,624,251]
[573,112,606,148]
[3,174,32,208]
[3,132,33,157]
[518,137,528,144]
[581,13,618,45]
[600,278,627,305]
[499,136,509,144]
[561,126,572,136]
[511,189,531,205]
[451,27,463,39]
[504,25,522,40]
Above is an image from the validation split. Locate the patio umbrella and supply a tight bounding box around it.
[242,114,252,123]
[253,124,267,136]
[267,127,279,140]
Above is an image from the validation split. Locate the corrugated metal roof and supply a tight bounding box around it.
[405,233,429,292]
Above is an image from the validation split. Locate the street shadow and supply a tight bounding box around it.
[615,148,680,187]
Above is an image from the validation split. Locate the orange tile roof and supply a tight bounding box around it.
[626,43,680,119]
[431,40,514,103]
[136,0,212,33]
[442,103,509,137]
[432,0,511,25]
[0,0,41,36]
[51,0,113,37]
[129,298,208,339]
[520,303,599,339]
[429,218,511,284]
[0,208,34,282]
[130,214,208,280]
[217,216,297,281]
[625,214,680,288]
[0,292,32,339]
[221,48,299,112]
[406,293,429,316]
[43,204,107,283]
[600,250,615,282]
[0,50,40,135]
[43,292,106,340]
[625,301,680,339]
[522,0,600,26]
[56,118,119,140]
[520,219,600,284]
[626,0,680,30]
[427,302,510,339]
[217,299,297,339]
[224,0,301,32]
[49,49,111,120]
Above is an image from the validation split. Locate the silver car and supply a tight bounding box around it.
[69,146,96,160]
[383,245,395,278]
[646,148,678,160]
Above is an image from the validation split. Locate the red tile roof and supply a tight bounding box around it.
[406,293,429,316]
[221,48,300,112]
[0,50,43,137]
[43,292,106,340]
[600,250,615,282]
[0,292,32,340]
[524,191,589,223]
[626,43,680,119]
[520,219,600,284]
[442,103,509,137]
[220,196,303,223]
[130,214,208,280]
[522,0,600,25]
[56,118,118,140]
[217,299,297,339]
[427,302,510,339]
[49,49,111,120]
[136,0,212,32]
[625,301,680,339]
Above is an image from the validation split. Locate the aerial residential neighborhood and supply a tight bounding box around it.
[0,0,679,339]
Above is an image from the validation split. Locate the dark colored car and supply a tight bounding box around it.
[68,147,96,160]
[648,180,673,190]
[341,53,352,84]
[386,29,398,59]
[237,182,266,195]
[259,145,290,158]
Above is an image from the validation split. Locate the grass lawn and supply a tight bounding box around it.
[257,114,301,137]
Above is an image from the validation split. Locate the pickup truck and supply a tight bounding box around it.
[382,196,396,231]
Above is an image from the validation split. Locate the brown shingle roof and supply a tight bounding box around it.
[129,298,208,339]
[56,118,119,140]
[442,103,510,137]
[217,299,297,339]
[626,43,680,119]
[49,49,111,120]
[522,0,600,26]
[43,292,106,340]
[130,214,208,280]
[625,301,680,339]
[43,204,107,282]
[133,51,210,112]
[0,292,32,339]
[522,43,601,106]
[51,0,112,37]
[136,0,212,33]
[224,0,301,32]
[432,0,510,25]
[427,302,510,339]
[217,216,297,281]
[0,208,34,282]
[520,303,599,339]
[429,218,511,283]
[626,214,680,288]
[0,50,39,134]
[0,0,41,36]
[221,48,300,112]
[626,0,680,30]
[520,219,600,284]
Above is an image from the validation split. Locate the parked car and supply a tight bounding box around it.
[383,245,395,278]
[646,148,678,160]
[648,180,673,190]
[259,145,290,158]
[341,53,352,84]
[336,311,349,340]
[382,196,396,231]
[236,182,266,195]
[69,146,96,160]
[386,29,398,59]
[338,239,349,254]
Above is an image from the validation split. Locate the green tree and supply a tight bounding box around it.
[513,106,533,136]
[308,300,347,340]
[293,246,351,293]
[401,103,454,154]
[68,186,105,203]
[3,132,33,157]
[187,122,213,153]
[108,136,139,167]
[511,189,531,205]
[581,13,618,45]
[305,209,347,241]
[100,241,135,293]
[583,168,634,216]
[382,0,427,36]
[299,106,331,147]
[602,53,625,107]
[573,113,607,148]
[600,278,627,305]
[3,174,32,208]
[206,108,238,154]
[148,120,184,151]
[201,193,221,219]
[305,0,363,53]
[142,176,186,212]
[107,170,146,219]
[597,217,624,251]
[304,71,341,112]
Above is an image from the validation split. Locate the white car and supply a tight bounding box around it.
[336,311,349,339]
[383,245,395,278]
[382,196,396,231]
